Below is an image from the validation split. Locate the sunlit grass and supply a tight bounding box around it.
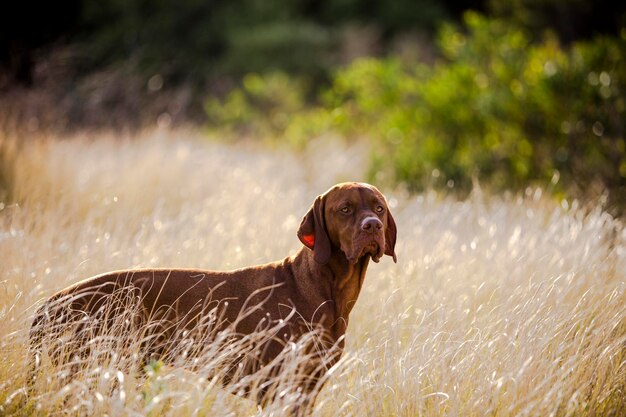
[1,130,625,416]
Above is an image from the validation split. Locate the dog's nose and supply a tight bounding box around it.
[361,216,383,233]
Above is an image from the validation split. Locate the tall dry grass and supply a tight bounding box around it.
[0,130,625,416]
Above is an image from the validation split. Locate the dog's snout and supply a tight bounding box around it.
[361,216,383,233]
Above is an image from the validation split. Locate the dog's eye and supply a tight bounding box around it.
[375,205,384,213]
[340,206,351,214]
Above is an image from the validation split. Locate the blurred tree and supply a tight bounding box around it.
[75,0,448,82]
[306,0,448,32]
[77,0,226,82]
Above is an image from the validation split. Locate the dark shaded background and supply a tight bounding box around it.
[1,0,625,212]
[2,0,624,87]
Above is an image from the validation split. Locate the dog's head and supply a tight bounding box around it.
[298,182,397,265]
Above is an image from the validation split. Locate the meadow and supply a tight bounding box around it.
[0,130,625,416]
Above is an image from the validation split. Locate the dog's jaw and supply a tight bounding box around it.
[343,232,385,265]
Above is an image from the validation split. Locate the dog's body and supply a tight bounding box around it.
[30,182,397,411]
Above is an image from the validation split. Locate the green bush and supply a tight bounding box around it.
[334,12,626,198]
[204,72,309,141]
[206,12,626,204]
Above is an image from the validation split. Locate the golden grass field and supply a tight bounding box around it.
[1,130,625,416]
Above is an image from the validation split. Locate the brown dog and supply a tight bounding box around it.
[30,182,397,412]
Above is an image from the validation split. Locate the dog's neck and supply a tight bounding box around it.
[292,247,370,339]
[327,250,370,326]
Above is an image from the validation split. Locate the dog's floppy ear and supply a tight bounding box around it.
[297,195,332,264]
[384,208,398,263]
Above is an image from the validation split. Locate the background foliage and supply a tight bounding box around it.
[205,13,626,206]
[1,0,625,208]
